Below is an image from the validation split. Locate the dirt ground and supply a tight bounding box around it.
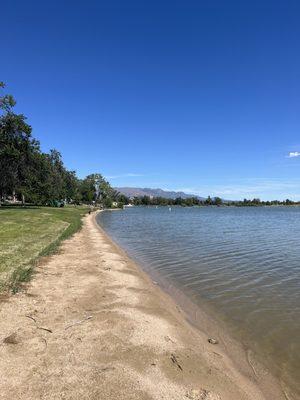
[0,213,286,400]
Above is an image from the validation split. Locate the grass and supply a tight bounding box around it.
[0,206,88,293]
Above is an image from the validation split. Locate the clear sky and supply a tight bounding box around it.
[2,1,300,200]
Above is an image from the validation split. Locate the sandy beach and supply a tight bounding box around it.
[0,212,286,400]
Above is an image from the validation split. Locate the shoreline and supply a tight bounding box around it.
[98,208,299,400]
[0,212,287,399]
[95,212,288,400]
[107,242,294,397]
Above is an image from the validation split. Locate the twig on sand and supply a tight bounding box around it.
[65,315,93,330]
[25,315,37,323]
[170,353,183,371]
[25,315,52,333]
[37,327,53,333]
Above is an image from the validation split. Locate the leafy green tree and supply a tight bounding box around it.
[78,173,118,207]
[0,81,16,111]
[251,198,261,205]
[185,198,194,206]
[64,170,81,203]
[141,195,151,205]
[116,193,129,208]
[79,176,96,203]
[174,197,183,206]
[214,197,222,206]
[0,83,40,204]
[205,196,212,205]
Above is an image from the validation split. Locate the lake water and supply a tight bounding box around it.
[97,206,300,397]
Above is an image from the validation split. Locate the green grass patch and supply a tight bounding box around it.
[0,206,88,293]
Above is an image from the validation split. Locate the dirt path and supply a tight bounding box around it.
[0,214,285,400]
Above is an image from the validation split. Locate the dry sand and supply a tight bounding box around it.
[0,212,286,400]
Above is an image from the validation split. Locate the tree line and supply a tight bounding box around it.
[131,195,222,206]
[0,82,126,208]
[129,195,299,207]
[1,82,298,209]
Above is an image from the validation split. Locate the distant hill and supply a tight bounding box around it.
[115,187,205,200]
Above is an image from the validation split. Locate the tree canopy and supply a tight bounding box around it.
[0,82,124,207]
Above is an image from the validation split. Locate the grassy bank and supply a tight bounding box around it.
[0,206,88,292]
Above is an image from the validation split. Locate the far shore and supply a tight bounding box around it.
[0,212,287,399]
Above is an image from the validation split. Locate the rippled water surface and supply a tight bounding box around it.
[97,206,300,396]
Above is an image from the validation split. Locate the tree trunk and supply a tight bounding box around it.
[22,193,25,206]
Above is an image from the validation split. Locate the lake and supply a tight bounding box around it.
[97,206,300,397]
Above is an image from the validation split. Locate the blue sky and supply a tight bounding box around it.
[2,1,300,200]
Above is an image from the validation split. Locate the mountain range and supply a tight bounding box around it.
[115,187,205,200]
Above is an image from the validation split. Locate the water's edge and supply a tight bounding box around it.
[95,211,291,399]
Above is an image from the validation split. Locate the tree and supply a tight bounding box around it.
[79,176,96,203]
[0,81,16,112]
[185,197,194,206]
[251,198,261,205]
[205,196,213,205]
[0,83,39,205]
[78,173,118,207]
[115,193,129,208]
[64,170,80,203]
[214,197,222,206]
[141,195,151,205]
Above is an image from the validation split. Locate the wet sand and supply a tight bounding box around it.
[0,213,286,399]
